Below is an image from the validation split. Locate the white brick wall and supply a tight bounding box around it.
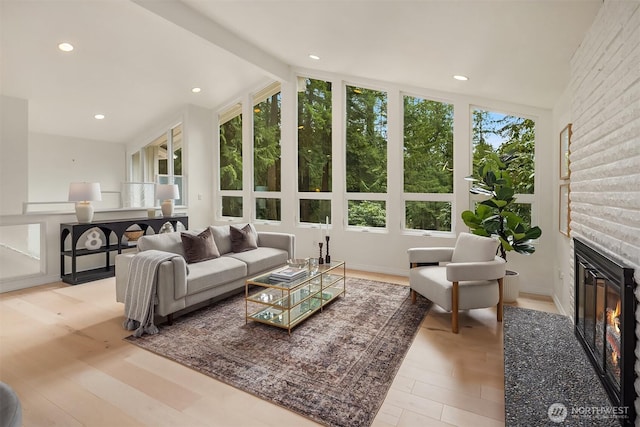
[569,0,640,419]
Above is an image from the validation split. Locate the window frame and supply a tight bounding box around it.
[344,82,389,232]
[401,92,455,235]
[252,82,282,224]
[469,105,540,233]
[218,103,244,220]
[296,75,333,228]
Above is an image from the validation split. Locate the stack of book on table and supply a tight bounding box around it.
[270,267,307,282]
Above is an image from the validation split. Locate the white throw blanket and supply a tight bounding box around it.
[123,249,180,337]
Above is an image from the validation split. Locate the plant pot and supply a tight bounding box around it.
[503,270,520,303]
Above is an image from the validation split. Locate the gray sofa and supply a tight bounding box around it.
[115,224,295,321]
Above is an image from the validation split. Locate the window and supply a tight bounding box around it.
[405,201,451,232]
[348,200,386,227]
[345,85,387,228]
[128,123,184,208]
[254,82,281,221]
[172,126,182,177]
[298,77,332,224]
[472,109,535,194]
[219,104,243,218]
[131,151,141,182]
[403,95,454,232]
[472,108,536,227]
[154,124,184,206]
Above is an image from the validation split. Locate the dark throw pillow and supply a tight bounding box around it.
[181,228,220,264]
[230,224,258,253]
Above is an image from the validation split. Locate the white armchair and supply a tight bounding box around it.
[408,232,506,333]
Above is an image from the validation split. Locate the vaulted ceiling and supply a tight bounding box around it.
[0,0,602,144]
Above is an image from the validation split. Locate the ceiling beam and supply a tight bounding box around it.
[132,0,290,82]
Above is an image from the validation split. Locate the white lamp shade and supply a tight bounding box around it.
[68,182,102,202]
[155,184,179,201]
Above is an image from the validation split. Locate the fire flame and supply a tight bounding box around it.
[606,301,621,367]
[607,301,621,334]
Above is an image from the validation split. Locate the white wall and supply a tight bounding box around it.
[183,105,214,229]
[568,0,640,288]
[0,96,28,215]
[28,132,126,203]
[565,0,640,414]
[551,85,574,315]
[1,98,129,291]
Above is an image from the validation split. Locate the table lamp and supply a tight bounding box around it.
[68,182,101,223]
[156,184,179,217]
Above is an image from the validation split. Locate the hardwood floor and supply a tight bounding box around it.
[0,271,558,427]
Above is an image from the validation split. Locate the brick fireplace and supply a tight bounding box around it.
[574,238,636,425]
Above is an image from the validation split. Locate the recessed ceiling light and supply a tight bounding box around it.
[94,114,105,120]
[58,42,74,52]
[308,54,320,60]
[453,75,469,81]
[191,87,201,93]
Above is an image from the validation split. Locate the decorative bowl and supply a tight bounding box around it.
[287,258,308,269]
[124,230,144,241]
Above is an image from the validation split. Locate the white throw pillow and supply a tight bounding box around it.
[451,232,498,263]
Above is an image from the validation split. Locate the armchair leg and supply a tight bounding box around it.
[497,277,504,322]
[452,281,459,333]
[409,263,417,305]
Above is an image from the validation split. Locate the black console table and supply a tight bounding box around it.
[60,216,188,285]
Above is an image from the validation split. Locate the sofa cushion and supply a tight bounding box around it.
[186,256,247,295]
[451,232,498,263]
[181,228,220,264]
[137,232,185,256]
[230,224,258,252]
[225,247,288,276]
[210,225,232,255]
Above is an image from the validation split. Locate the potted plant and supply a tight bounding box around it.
[461,152,542,301]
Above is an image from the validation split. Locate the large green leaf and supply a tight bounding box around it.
[499,237,514,252]
[525,226,542,240]
[461,210,481,228]
[495,187,514,201]
[481,199,507,209]
[502,211,521,230]
[512,242,536,254]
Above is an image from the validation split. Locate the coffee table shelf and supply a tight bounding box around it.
[245,261,346,333]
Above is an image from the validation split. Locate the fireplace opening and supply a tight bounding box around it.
[574,238,636,426]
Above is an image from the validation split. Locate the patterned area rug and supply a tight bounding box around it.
[125,278,431,427]
[503,306,620,426]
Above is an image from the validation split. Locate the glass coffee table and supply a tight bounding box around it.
[245,260,346,334]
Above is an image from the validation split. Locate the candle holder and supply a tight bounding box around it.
[325,235,331,264]
[318,242,324,264]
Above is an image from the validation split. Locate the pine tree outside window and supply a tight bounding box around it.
[254,83,282,221]
[298,77,332,225]
[345,85,387,228]
[403,95,454,232]
[219,103,243,218]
